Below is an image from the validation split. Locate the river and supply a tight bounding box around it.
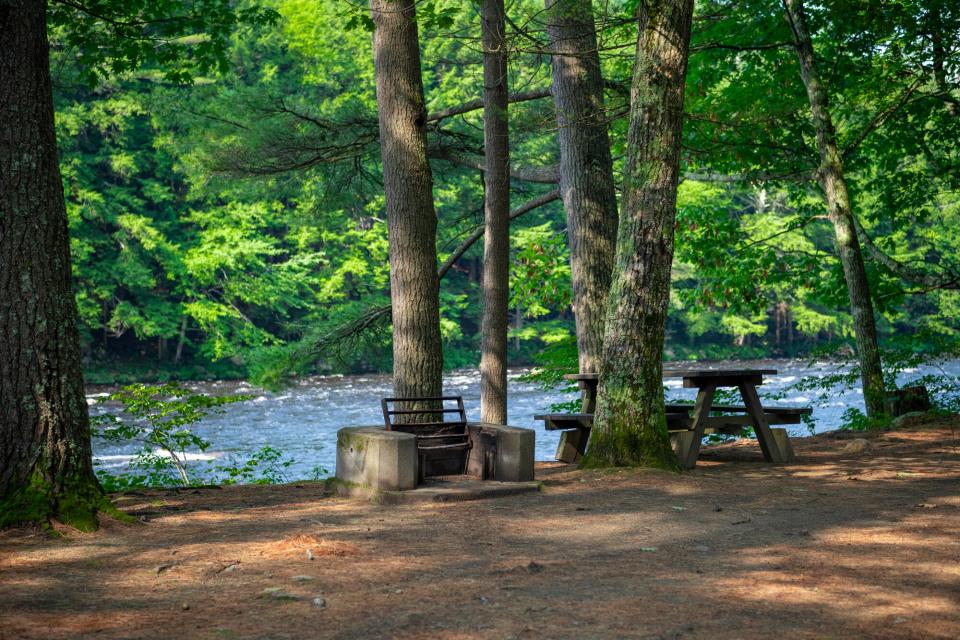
[88,358,960,482]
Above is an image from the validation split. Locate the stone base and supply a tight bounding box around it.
[335,427,417,492]
[334,477,541,505]
[334,423,536,500]
[466,423,535,482]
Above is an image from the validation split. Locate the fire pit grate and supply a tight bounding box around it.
[381,396,472,481]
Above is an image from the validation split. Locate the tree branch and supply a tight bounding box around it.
[856,220,960,291]
[438,189,561,278]
[682,168,815,183]
[842,77,925,159]
[427,89,551,123]
[433,150,560,183]
[690,41,791,53]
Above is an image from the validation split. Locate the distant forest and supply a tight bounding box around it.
[53,0,960,383]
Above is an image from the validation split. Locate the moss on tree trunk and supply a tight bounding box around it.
[0,465,132,533]
[0,1,121,531]
[582,0,694,470]
[784,0,887,417]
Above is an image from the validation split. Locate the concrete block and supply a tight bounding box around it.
[495,425,535,482]
[335,426,417,491]
[465,425,496,479]
[465,423,535,481]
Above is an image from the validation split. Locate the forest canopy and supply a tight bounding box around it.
[52,0,960,384]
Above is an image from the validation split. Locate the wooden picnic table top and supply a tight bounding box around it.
[563,369,777,382]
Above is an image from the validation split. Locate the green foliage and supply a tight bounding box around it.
[771,331,960,430]
[50,0,279,84]
[510,223,572,320]
[214,446,295,485]
[520,334,582,411]
[93,383,251,487]
[48,0,960,385]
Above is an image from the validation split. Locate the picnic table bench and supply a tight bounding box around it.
[534,370,810,468]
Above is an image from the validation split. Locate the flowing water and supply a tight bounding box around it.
[88,358,960,482]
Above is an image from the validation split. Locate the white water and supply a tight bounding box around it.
[88,358,960,481]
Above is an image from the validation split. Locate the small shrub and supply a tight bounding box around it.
[92,383,251,488]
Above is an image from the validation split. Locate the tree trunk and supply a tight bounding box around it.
[783,0,886,417]
[479,0,510,424]
[545,0,619,375]
[370,0,444,401]
[0,0,107,530]
[174,316,188,364]
[583,0,694,469]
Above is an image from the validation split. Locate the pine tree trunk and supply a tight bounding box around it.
[545,0,619,375]
[583,0,694,469]
[0,0,106,530]
[784,0,886,417]
[370,0,444,401]
[479,0,510,424]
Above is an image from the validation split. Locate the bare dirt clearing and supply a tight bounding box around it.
[2,418,959,640]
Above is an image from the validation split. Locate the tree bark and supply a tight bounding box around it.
[479,0,510,424]
[783,0,886,417]
[174,316,188,364]
[0,0,106,530]
[583,0,694,469]
[370,0,444,401]
[545,0,619,375]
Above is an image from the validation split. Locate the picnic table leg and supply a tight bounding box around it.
[677,383,716,469]
[579,379,598,414]
[737,382,788,462]
[555,428,589,463]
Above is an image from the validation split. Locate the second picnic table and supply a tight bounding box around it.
[535,369,809,468]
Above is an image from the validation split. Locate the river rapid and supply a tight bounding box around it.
[88,358,960,482]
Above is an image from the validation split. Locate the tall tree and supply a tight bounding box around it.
[783,0,886,417]
[545,0,619,381]
[479,0,511,423]
[370,0,444,401]
[1,0,275,529]
[0,0,105,530]
[583,0,694,469]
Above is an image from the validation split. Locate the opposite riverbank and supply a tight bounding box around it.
[3,414,959,639]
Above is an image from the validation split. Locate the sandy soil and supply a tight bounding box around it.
[2,416,959,640]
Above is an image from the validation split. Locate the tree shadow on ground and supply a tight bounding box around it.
[1,426,958,639]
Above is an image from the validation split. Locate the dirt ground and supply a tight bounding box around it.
[2,417,959,640]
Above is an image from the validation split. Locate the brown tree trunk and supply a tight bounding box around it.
[545,0,619,375]
[479,0,510,424]
[370,0,444,401]
[784,0,886,417]
[0,0,107,530]
[583,0,694,469]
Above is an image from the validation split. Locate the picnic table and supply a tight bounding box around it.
[535,369,808,468]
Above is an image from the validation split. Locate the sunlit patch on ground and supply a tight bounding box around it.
[2,422,959,639]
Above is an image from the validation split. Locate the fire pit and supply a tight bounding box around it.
[381,396,474,480]
[334,396,535,500]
